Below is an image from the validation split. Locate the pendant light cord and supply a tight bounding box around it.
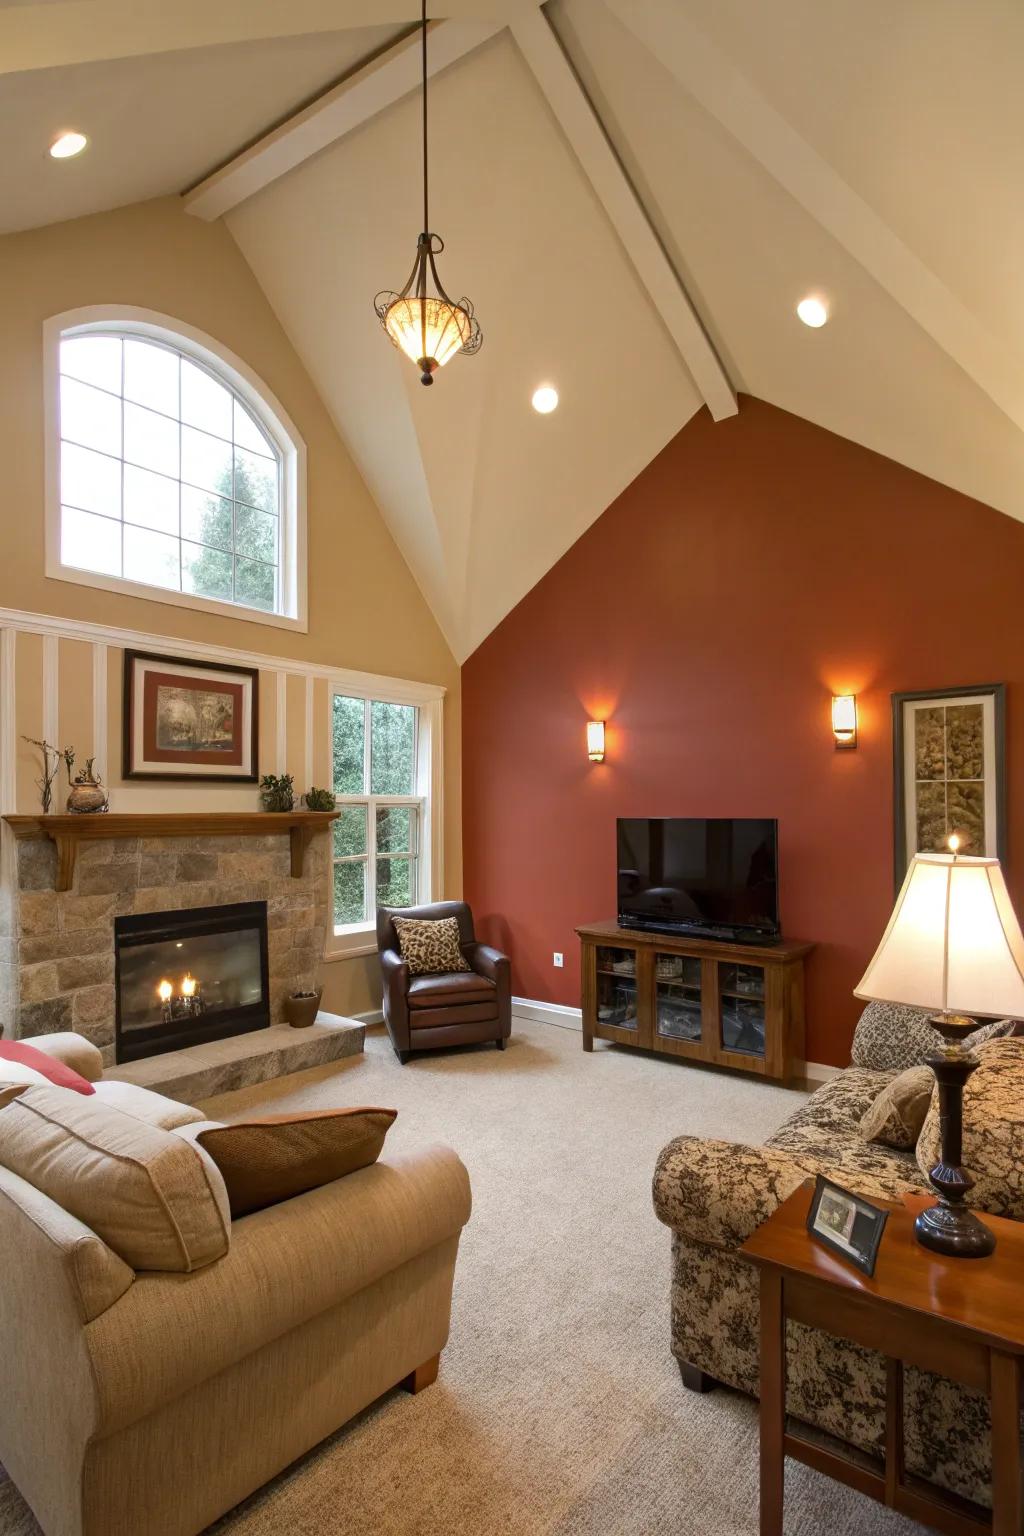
[422,0,429,235]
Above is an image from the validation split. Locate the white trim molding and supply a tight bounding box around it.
[509,8,736,423]
[803,1061,843,1085]
[0,628,16,816]
[513,996,842,1082]
[91,641,108,765]
[43,305,309,633]
[512,996,583,1029]
[184,20,504,222]
[42,633,59,744]
[0,604,445,705]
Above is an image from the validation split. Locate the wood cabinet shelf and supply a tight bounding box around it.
[2,811,339,892]
[578,920,812,1083]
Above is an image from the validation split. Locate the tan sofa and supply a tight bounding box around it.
[0,1033,472,1536]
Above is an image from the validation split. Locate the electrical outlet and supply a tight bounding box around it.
[553,951,564,968]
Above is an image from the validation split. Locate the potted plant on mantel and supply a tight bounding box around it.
[259,773,295,811]
[285,988,322,1029]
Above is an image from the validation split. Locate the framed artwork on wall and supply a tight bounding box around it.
[892,683,1005,888]
[123,650,259,782]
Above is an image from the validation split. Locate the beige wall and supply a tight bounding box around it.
[0,196,462,1018]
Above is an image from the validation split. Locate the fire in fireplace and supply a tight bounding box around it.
[114,901,270,1063]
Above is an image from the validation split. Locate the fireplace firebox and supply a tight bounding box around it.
[114,901,270,1063]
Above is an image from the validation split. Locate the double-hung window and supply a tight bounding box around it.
[331,694,425,933]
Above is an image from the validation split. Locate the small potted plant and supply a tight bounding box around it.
[259,772,295,812]
[285,987,322,1029]
[304,786,337,811]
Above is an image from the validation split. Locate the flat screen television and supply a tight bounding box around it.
[616,817,780,942]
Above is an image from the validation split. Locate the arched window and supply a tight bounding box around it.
[46,309,306,628]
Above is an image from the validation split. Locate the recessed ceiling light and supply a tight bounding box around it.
[531,385,559,414]
[50,131,88,160]
[796,296,828,328]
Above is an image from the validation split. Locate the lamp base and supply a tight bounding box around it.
[915,1200,996,1259]
[916,1013,996,1260]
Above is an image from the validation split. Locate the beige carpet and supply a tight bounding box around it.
[0,1019,923,1535]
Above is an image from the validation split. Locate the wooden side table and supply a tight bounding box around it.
[740,1184,1024,1536]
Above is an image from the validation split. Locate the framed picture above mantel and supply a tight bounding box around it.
[892,683,1005,888]
[123,650,259,783]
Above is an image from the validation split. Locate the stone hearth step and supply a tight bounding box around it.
[105,1013,364,1103]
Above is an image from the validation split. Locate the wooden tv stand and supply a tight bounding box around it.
[577,921,813,1083]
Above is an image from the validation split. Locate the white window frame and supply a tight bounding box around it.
[327,684,444,960]
[44,304,308,632]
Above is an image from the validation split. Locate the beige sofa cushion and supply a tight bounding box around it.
[917,1037,1024,1219]
[17,1031,104,1082]
[92,1080,206,1131]
[183,1107,398,1217]
[0,1164,134,1323]
[0,1083,28,1110]
[0,1085,230,1272]
[860,1066,934,1150]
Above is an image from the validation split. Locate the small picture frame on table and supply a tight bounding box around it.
[806,1175,888,1277]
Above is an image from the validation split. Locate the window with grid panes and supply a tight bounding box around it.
[332,694,422,930]
[56,327,287,617]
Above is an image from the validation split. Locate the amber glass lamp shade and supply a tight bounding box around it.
[382,294,475,380]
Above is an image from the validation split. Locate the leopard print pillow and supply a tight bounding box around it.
[391,915,470,976]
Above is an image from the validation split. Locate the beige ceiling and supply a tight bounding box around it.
[3,0,1023,657]
[0,24,402,234]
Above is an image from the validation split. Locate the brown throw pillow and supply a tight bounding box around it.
[392,915,470,976]
[191,1107,398,1217]
[859,1065,934,1150]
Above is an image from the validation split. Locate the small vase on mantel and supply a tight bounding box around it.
[66,759,109,815]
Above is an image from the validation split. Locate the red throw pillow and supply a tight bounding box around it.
[0,1041,96,1095]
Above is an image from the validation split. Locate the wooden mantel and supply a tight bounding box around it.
[2,812,339,892]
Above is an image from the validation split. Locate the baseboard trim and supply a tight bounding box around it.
[511,996,582,1030]
[802,1061,842,1084]
[512,996,843,1082]
[352,1009,385,1026]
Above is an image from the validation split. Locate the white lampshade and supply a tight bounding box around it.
[855,853,1024,1018]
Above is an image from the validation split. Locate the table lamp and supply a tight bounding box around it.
[855,839,1024,1258]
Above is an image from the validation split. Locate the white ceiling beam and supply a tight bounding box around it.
[607,0,1024,436]
[509,8,736,422]
[183,19,503,221]
[0,0,512,74]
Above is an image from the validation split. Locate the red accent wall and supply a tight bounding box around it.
[461,397,1024,1066]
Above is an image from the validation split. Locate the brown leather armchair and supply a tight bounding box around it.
[377,900,511,1063]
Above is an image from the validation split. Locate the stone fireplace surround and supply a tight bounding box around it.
[1,821,332,1064]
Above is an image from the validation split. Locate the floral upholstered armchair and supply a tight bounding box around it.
[652,1003,1023,1511]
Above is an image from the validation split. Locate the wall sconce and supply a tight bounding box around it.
[831,694,858,750]
[586,721,606,762]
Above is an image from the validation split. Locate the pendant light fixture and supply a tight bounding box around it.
[373,0,482,385]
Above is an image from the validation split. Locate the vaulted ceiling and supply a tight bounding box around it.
[5,0,1024,659]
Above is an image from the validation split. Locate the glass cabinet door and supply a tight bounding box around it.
[654,953,702,1043]
[594,945,639,1031]
[719,963,766,1057]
